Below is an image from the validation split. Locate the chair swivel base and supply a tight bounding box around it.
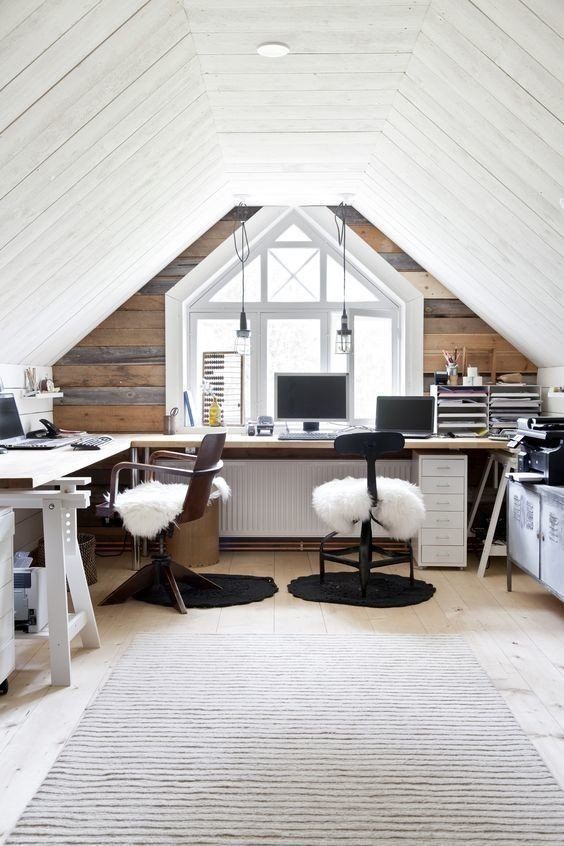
[99,554,221,615]
[320,522,414,599]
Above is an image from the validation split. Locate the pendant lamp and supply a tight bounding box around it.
[334,201,353,354]
[233,202,251,355]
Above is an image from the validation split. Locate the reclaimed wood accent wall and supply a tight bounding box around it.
[54,207,536,433]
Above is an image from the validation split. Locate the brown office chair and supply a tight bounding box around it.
[98,432,227,614]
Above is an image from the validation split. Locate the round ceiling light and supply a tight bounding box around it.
[257,42,290,58]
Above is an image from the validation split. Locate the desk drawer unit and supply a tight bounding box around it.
[413,453,467,568]
[0,508,15,692]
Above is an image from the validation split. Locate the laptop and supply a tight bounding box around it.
[375,396,435,438]
[0,394,78,449]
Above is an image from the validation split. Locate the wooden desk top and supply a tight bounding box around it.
[0,432,512,489]
[0,435,132,489]
[131,433,510,452]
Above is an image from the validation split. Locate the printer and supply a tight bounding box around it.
[13,565,48,633]
[515,417,564,486]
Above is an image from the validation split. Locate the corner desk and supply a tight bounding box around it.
[0,433,513,686]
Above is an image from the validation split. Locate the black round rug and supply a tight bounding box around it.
[136,574,278,609]
[287,571,435,607]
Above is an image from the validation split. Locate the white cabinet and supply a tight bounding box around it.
[0,508,15,694]
[413,453,468,568]
[507,481,564,601]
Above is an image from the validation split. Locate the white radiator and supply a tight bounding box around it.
[219,460,412,537]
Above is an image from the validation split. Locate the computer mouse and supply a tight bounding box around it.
[0,447,7,454]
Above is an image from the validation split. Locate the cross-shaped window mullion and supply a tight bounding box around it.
[270,250,319,299]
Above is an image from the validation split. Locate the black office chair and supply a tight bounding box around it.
[313,431,425,597]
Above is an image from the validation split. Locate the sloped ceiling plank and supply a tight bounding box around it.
[0,47,202,261]
[0,112,219,329]
[0,0,45,40]
[403,58,561,233]
[0,0,152,131]
[520,0,564,36]
[433,0,564,120]
[26,183,231,365]
[388,98,563,286]
[358,166,561,367]
[468,0,562,79]
[379,122,562,310]
[0,0,189,198]
[414,27,563,184]
[422,7,563,156]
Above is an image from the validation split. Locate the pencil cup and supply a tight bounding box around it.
[447,364,458,385]
[163,414,176,435]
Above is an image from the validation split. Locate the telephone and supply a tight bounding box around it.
[256,415,274,436]
[26,419,62,439]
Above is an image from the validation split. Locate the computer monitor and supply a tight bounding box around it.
[375,395,435,438]
[275,373,349,431]
[0,394,25,442]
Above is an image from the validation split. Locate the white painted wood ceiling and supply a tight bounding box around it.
[0,0,562,366]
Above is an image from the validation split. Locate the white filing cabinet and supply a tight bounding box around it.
[0,508,15,694]
[412,453,468,568]
[507,481,564,600]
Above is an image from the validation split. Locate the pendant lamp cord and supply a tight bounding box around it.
[233,202,250,312]
[335,201,347,315]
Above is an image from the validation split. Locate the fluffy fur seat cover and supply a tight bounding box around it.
[112,477,230,539]
[312,476,425,540]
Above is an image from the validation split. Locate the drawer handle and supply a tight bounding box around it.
[436,519,450,523]
[435,465,451,470]
[435,484,451,488]
[435,535,450,540]
[435,500,450,506]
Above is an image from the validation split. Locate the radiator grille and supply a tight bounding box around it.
[219,460,412,537]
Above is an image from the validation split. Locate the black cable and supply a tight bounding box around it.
[233,202,250,312]
[334,201,347,313]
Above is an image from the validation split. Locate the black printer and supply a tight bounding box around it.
[515,417,564,486]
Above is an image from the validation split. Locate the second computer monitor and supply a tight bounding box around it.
[376,395,435,437]
[275,373,349,431]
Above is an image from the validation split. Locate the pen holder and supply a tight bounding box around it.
[163,414,176,436]
[447,364,459,385]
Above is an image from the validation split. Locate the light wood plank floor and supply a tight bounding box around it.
[1,552,564,842]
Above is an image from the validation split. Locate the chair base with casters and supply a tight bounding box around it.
[98,433,228,615]
[313,431,424,599]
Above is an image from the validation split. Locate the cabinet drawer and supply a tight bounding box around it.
[0,583,12,619]
[421,545,465,566]
[0,612,13,650]
[424,494,464,512]
[0,639,15,684]
[424,511,464,529]
[422,528,464,546]
[420,476,465,495]
[421,458,465,477]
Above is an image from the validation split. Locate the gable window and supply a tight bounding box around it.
[185,213,400,425]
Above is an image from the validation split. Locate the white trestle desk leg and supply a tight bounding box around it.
[42,499,73,686]
[63,501,100,649]
[468,453,494,534]
[477,459,511,578]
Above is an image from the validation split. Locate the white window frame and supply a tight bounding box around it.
[166,207,423,430]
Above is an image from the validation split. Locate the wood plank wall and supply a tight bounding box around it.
[54,207,536,433]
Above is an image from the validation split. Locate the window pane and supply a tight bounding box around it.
[266,318,321,415]
[276,224,311,242]
[326,255,378,302]
[352,315,393,420]
[196,319,250,422]
[209,256,261,302]
[268,248,320,301]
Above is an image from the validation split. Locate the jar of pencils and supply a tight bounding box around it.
[447,364,459,385]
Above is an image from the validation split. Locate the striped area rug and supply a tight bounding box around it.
[7,634,564,845]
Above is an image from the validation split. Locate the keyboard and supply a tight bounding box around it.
[278,431,338,441]
[71,436,113,450]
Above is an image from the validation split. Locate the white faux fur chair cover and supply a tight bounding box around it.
[312,476,425,540]
[111,477,230,540]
